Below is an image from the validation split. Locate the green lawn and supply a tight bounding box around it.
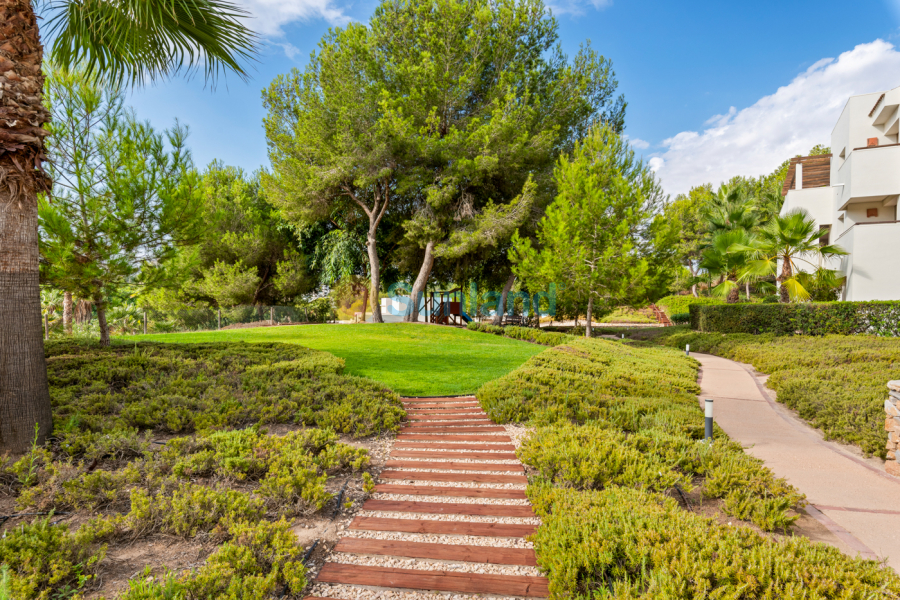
[127,323,545,396]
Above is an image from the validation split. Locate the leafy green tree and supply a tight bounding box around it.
[511,124,665,337]
[0,0,256,451]
[738,208,846,303]
[665,184,714,296]
[39,66,203,346]
[196,164,313,307]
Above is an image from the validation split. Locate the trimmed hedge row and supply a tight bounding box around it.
[655,294,724,316]
[466,321,573,346]
[690,301,900,336]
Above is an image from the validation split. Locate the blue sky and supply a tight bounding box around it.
[127,0,900,195]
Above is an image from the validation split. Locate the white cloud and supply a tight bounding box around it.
[624,135,650,150]
[239,0,351,38]
[275,42,302,61]
[547,0,611,17]
[650,40,900,196]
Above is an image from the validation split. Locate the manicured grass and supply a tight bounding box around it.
[127,323,546,396]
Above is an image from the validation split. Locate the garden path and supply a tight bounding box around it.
[696,352,900,571]
[305,396,548,599]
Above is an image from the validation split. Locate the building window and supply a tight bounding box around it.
[819,225,831,246]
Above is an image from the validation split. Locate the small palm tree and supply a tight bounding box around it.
[699,229,754,303]
[738,209,847,303]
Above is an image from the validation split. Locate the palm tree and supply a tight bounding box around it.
[738,208,847,303]
[699,229,754,304]
[0,0,256,453]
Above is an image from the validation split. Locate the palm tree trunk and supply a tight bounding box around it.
[726,282,740,304]
[405,241,435,323]
[63,292,73,334]
[0,0,53,452]
[491,275,516,326]
[779,260,792,303]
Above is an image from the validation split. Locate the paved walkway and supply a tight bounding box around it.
[307,396,548,599]
[696,353,900,570]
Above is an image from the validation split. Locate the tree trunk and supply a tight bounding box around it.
[585,297,593,338]
[745,281,750,300]
[779,259,792,303]
[366,227,383,323]
[491,275,516,326]
[405,241,435,323]
[0,0,54,453]
[726,283,740,304]
[690,264,698,297]
[95,295,110,347]
[360,286,369,323]
[63,292,73,334]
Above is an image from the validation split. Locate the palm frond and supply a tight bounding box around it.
[782,277,811,302]
[46,0,258,86]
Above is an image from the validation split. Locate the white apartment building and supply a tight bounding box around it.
[780,84,900,301]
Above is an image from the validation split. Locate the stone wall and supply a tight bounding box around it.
[885,380,900,477]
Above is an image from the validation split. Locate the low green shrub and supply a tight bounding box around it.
[650,329,900,456]
[45,341,404,454]
[655,294,724,317]
[690,301,900,336]
[527,483,900,599]
[670,311,690,324]
[466,322,572,346]
[0,516,115,599]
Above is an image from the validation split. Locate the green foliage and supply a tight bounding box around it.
[512,124,674,332]
[670,312,690,324]
[0,516,114,599]
[527,484,900,599]
[655,294,725,317]
[45,341,404,448]
[689,301,900,336]
[466,322,573,347]
[40,65,204,345]
[651,329,900,456]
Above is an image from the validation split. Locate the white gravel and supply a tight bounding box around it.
[308,582,536,600]
[503,424,535,451]
[388,457,520,464]
[372,493,530,506]
[375,480,526,490]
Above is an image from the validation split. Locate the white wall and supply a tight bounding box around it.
[836,222,900,301]
[781,187,834,227]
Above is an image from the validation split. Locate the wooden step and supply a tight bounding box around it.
[405,413,488,420]
[391,450,519,459]
[402,420,496,427]
[379,470,527,484]
[385,460,523,472]
[401,397,476,401]
[333,537,538,566]
[393,441,516,451]
[397,434,511,442]
[349,516,538,537]
[316,563,549,597]
[399,426,507,434]
[374,484,527,498]
[402,401,480,408]
[363,499,535,517]
[405,409,486,415]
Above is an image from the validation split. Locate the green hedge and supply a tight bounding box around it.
[690,301,900,336]
[655,294,724,316]
[466,321,573,346]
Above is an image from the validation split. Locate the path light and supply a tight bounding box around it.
[705,399,714,442]
[686,344,690,356]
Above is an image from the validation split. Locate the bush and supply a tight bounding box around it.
[466,322,573,346]
[45,341,405,453]
[480,337,803,530]
[690,301,900,336]
[0,516,114,599]
[670,311,690,324]
[655,294,724,317]
[650,329,900,456]
[527,484,900,599]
